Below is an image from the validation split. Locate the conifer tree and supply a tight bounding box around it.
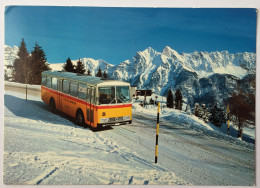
[29,42,50,84]
[175,89,183,110]
[96,66,102,77]
[209,103,227,127]
[75,59,86,74]
[12,38,30,83]
[201,104,210,122]
[63,57,75,72]
[194,103,203,118]
[166,90,174,108]
[103,71,108,78]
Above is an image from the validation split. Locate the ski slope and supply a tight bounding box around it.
[3,83,255,185]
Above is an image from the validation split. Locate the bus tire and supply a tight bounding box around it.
[76,110,85,127]
[49,98,56,113]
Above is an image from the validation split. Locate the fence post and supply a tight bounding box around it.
[155,102,160,163]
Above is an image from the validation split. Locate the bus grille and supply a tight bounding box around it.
[108,117,124,123]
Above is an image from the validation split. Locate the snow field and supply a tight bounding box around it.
[133,95,255,146]
[4,87,187,185]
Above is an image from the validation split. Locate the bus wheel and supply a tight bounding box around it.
[76,110,85,127]
[49,99,56,113]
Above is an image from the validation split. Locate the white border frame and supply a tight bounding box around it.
[1,1,259,188]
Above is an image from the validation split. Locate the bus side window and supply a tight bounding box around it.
[63,79,70,94]
[92,88,95,104]
[70,81,78,97]
[46,76,52,88]
[41,75,46,86]
[86,88,90,103]
[78,83,87,100]
[51,77,58,90]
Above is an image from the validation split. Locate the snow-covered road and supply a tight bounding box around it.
[3,84,255,185]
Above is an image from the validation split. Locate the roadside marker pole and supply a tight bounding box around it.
[155,102,160,163]
[227,105,230,135]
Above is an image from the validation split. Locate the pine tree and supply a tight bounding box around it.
[166,90,174,108]
[209,103,227,127]
[103,71,108,78]
[96,66,102,77]
[175,89,183,110]
[63,57,75,72]
[201,104,210,122]
[75,59,86,74]
[29,42,50,84]
[12,38,30,83]
[194,103,204,118]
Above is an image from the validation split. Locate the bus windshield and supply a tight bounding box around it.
[98,86,116,104]
[116,86,130,103]
[98,86,130,104]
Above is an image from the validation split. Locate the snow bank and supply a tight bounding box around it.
[132,102,255,146]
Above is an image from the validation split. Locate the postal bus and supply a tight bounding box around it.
[41,71,132,130]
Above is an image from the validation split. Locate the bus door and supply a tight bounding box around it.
[58,79,63,111]
[88,87,95,127]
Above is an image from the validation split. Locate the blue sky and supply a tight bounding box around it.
[5,7,257,65]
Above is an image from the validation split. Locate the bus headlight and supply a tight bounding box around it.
[123,116,130,121]
[100,118,109,123]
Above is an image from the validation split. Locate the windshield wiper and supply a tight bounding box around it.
[109,98,116,104]
[117,98,124,103]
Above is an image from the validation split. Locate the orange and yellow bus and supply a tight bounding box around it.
[41,71,132,130]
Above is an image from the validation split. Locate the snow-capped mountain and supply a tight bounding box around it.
[109,46,255,103]
[4,45,19,66]
[49,58,113,76]
[4,45,19,79]
[4,45,256,106]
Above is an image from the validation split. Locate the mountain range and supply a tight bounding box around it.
[4,45,256,106]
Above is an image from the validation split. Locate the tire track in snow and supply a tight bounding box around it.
[133,114,254,170]
[27,167,59,185]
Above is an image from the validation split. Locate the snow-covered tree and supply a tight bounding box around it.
[201,104,210,122]
[194,103,203,119]
[209,103,227,127]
